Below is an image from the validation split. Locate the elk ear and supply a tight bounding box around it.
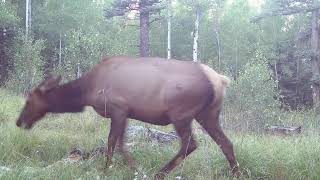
[38,75,62,93]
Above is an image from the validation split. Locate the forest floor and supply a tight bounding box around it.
[0,89,319,180]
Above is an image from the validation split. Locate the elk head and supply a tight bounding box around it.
[16,75,61,129]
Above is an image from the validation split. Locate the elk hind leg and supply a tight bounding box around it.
[155,120,197,180]
[196,110,241,177]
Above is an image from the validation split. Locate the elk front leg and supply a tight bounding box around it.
[118,120,136,169]
[106,108,128,167]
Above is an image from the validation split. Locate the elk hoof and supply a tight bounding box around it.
[128,161,136,170]
[154,172,166,180]
[233,170,242,178]
[106,160,113,168]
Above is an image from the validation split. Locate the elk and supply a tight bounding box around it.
[16,56,240,179]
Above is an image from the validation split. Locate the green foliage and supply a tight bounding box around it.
[0,1,20,28]
[0,89,23,125]
[256,2,314,109]
[57,27,138,80]
[7,33,45,93]
[59,29,103,79]
[33,0,107,37]
[225,51,279,130]
[219,0,260,74]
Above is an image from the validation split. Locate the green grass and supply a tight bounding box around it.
[0,89,320,180]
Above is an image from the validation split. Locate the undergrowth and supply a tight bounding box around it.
[0,89,319,180]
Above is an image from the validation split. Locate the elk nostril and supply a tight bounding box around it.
[16,121,21,127]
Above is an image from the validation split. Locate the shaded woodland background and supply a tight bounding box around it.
[1,0,320,118]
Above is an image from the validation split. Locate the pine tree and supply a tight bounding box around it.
[104,0,165,57]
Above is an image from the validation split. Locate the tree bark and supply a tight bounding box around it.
[311,8,320,109]
[193,7,200,62]
[139,11,150,57]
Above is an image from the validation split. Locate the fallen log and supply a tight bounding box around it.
[127,125,179,144]
[63,126,209,163]
[266,125,302,135]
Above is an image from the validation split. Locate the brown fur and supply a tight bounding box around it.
[16,56,240,179]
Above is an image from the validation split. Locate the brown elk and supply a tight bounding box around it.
[16,56,240,179]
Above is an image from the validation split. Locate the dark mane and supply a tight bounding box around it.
[46,78,88,113]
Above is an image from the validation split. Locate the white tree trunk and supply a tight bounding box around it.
[167,0,171,59]
[215,29,221,70]
[26,0,31,37]
[193,7,200,62]
[26,0,29,36]
[1,0,5,35]
[59,31,62,66]
[274,61,279,89]
[213,1,222,71]
[1,0,5,37]
[235,38,238,79]
[77,57,81,78]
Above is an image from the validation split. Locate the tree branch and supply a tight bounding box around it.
[251,5,320,23]
[104,8,129,18]
[139,3,165,14]
[149,16,165,24]
[104,1,165,18]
